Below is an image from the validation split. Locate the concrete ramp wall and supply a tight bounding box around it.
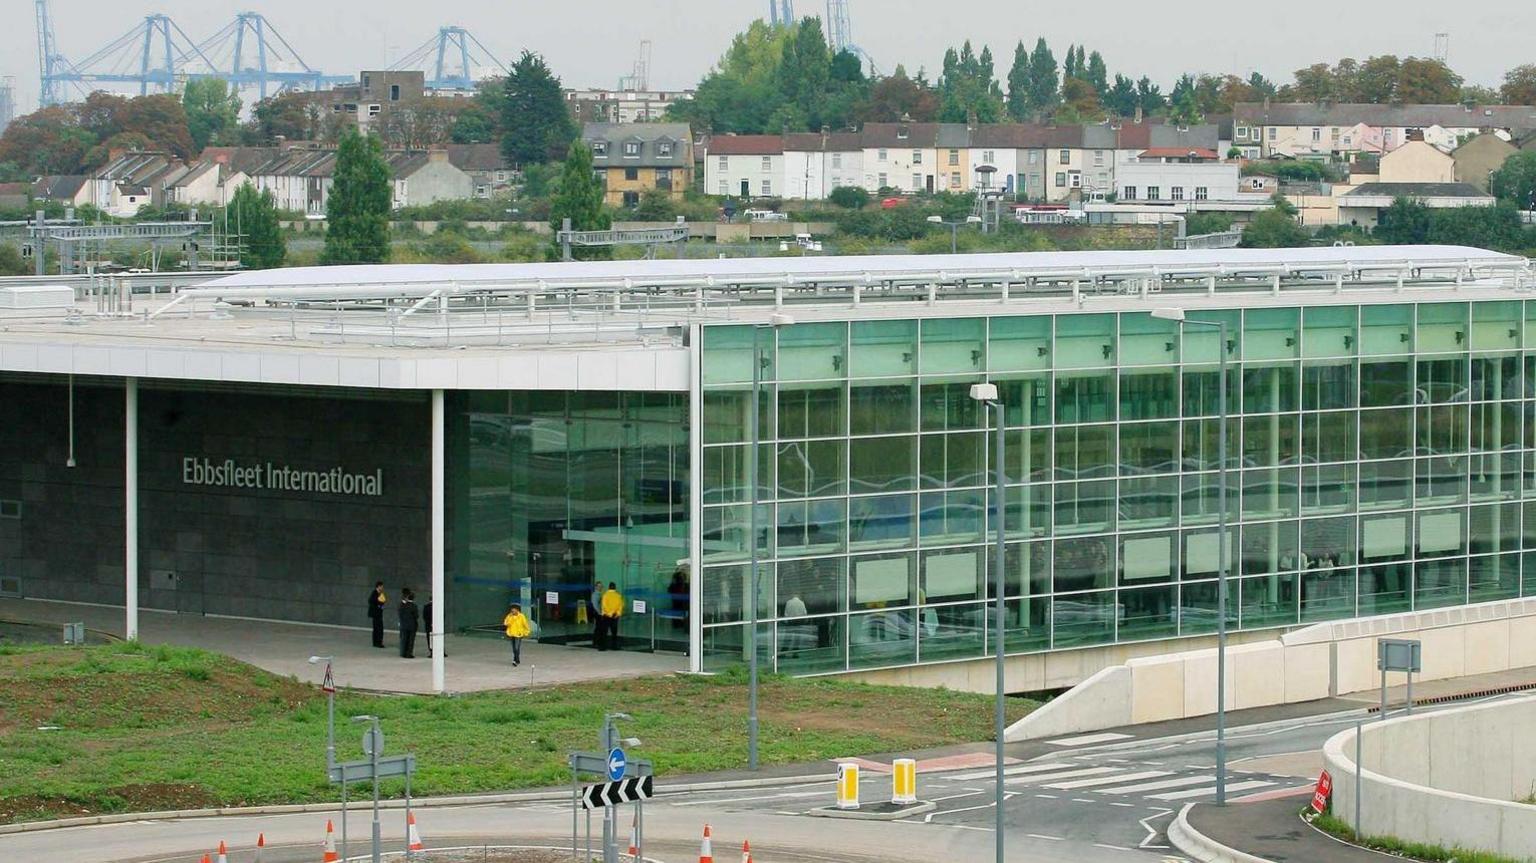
[1007,597,1536,742]
[1323,695,1536,858]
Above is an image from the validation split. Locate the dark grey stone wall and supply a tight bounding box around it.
[0,375,431,627]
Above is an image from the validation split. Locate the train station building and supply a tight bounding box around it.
[2,246,1534,692]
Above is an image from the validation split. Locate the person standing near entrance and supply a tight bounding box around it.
[502,603,531,666]
[423,598,435,658]
[590,581,605,649]
[366,582,387,648]
[599,582,624,651]
[398,588,419,659]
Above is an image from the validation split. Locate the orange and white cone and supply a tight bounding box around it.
[213,841,228,863]
[199,855,210,863]
[740,839,752,863]
[407,811,425,853]
[255,833,265,863]
[322,819,340,863]
[628,809,638,858]
[698,824,714,863]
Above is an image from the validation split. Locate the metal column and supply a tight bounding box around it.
[125,378,139,641]
[431,389,446,694]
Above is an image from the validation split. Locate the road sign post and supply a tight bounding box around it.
[569,714,654,863]
[327,716,416,863]
[1377,639,1422,717]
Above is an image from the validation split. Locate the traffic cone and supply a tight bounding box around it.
[215,840,229,863]
[199,855,210,863]
[322,819,339,863]
[698,824,713,863]
[407,811,425,853]
[254,833,265,863]
[628,809,638,858]
[740,839,752,863]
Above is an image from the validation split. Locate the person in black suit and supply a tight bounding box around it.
[398,588,419,659]
[367,582,387,648]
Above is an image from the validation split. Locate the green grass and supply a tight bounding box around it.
[0,643,1035,823]
[1309,809,1524,863]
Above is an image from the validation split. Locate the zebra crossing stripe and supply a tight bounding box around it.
[1045,770,1174,790]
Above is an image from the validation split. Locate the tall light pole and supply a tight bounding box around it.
[1151,307,1230,805]
[968,383,1006,863]
[748,312,795,771]
[926,214,982,254]
[308,655,336,770]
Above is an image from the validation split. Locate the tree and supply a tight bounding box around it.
[1056,78,1104,123]
[321,127,392,265]
[228,182,285,269]
[1085,51,1109,98]
[0,106,96,176]
[860,67,939,122]
[1169,89,1202,127]
[1375,196,1431,244]
[1490,151,1536,209]
[1026,38,1058,115]
[1105,74,1138,117]
[250,92,323,143]
[501,51,576,167]
[1289,63,1335,102]
[1005,41,1031,121]
[1396,57,1463,104]
[1241,196,1309,248]
[1135,77,1164,114]
[116,94,195,157]
[1500,65,1536,105]
[183,78,242,151]
[781,17,832,127]
[548,141,611,260]
[378,97,467,149]
[828,185,870,209]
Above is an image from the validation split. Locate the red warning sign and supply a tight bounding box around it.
[1310,770,1333,813]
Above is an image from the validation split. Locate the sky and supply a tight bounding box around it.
[6,0,1531,114]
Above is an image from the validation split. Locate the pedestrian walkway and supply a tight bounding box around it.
[0,598,684,694]
[1184,798,1386,862]
[990,759,1307,804]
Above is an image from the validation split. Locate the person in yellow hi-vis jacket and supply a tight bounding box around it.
[502,603,532,666]
[598,582,624,652]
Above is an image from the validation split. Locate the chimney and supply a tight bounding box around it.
[967,110,978,132]
[428,149,449,163]
[1263,95,1271,112]
[1134,105,1143,125]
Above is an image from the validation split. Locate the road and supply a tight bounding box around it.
[3,690,1522,863]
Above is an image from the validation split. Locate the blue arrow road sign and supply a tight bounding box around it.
[607,747,627,782]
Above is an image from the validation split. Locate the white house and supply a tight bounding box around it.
[1116,159,1241,204]
[783,131,864,200]
[861,123,941,194]
[1234,102,1536,158]
[704,135,785,199]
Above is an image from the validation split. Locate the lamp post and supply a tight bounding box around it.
[968,383,1006,863]
[308,655,336,770]
[925,214,982,254]
[1151,307,1230,805]
[748,312,795,771]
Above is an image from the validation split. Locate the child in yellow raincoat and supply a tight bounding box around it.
[503,603,532,666]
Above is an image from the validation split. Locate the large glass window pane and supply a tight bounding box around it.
[1244,308,1300,361]
[1054,535,1114,592]
[1182,527,1236,580]
[1468,503,1520,555]
[920,318,986,374]
[919,490,986,546]
[1360,408,1414,459]
[848,494,916,551]
[1416,508,1467,559]
[776,498,846,557]
[1359,460,1413,510]
[849,609,916,668]
[1121,422,1178,474]
[777,614,846,674]
[1360,359,1413,407]
[701,326,757,385]
[1179,580,1238,635]
[1470,450,1521,503]
[988,316,1052,372]
[1119,584,1178,640]
[1417,357,1467,404]
[996,597,1051,654]
[777,556,847,617]
[1120,312,1180,365]
[1243,363,1299,414]
[1055,479,1116,534]
[1182,366,1240,418]
[1303,306,1357,358]
[920,432,986,489]
[778,383,845,439]
[850,320,916,377]
[998,541,1051,599]
[1301,567,1356,622]
[921,378,983,431]
[1471,355,1519,402]
[1301,517,1355,569]
[850,380,915,435]
[1303,360,1357,410]
[1055,424,1115,479]
[1182,417,1238,471]
[1417,302,1468,354]
[703,387,771,443]
[701,623,772,673]
[1121,475,1179,529]
[920,548,985,603]
[1469,553,1519,602]
[1120,531,1177,585]
[1003,483,1052,539]
[850,436,916,493]
[1055,314,1116,368]
[1241,521,1299,576]
[1120,369,1178,421]
[700,563,769,624]
[701,504,772,565]
[996,374,1051,428]
[1302,411,1357,465]
[1052,591,1116,647]
[918,601,988,662]
[1416,456,1466,505]
[1359,562,1412,615]
[702,443,773,505]
[1414,558,1467,609]
[1005,427,1053,482]
[778,322,847,381]
[1243,414,1300,466]
[1241,573,1298,628]
[1183,309,1241,364]
[1181,472,1236,525]
[1056,371,1115,423]
[851,551,916,609]
[1361,305,1413,355]
[1243,467,1299,519]
[1302,463,1356,514]
[777,439,847,499]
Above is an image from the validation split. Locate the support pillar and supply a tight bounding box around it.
[431,389,446,694]
[125,378,139,641]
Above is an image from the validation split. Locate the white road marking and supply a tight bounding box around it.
[1034,794,1059,799]
[669,789,830,806]
[944,762,1076,781]
[923,792,1016,822]
[1026,833,1066,841]
[1045,732,1135,747]
[1099,775,1215,794]
[1045,770,1174,790]
[1004,766,1123,785]
[1148,780,1276,801]
[1138,808,1175,849]
[1095,843,1135,852]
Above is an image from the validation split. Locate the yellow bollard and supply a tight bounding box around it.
[836,762,860,810]
[892,758,917,805]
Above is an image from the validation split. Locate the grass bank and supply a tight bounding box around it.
[1309,810,1523,863]
[0,643,1035,824]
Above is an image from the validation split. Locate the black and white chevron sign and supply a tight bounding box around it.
[580,776,654,810]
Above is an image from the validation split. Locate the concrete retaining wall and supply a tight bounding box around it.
[1323,695,1536,859]
[1007,597,1536,741]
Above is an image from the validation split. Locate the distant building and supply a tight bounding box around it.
[582,123,693,207]
[247,145,473,214]
[782,131,863,200]
[565,88,695,124]
[1234,102,1536,158]
[31,175,91,209]
[1379,140,1455,185]
[1452,133,1519,193]
[446,144,514,198]
[0,182,28,211]
[89,152,189,218]
[704,135,785,199]
[1337,182,1494,228]
[317,70,428,133]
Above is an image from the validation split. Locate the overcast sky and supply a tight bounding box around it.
[7,0,1530,113]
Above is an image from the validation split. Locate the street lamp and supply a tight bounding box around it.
[748,312,795,771]
[1150,307,1231,806]
[968,382,1006,863]
[926,214,983,254]
[308,655,336,770]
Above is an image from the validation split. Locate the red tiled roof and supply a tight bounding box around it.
[1139,147,1221,159]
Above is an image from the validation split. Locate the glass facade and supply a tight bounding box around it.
[698,301,1536,674]
[447,391,690,651]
